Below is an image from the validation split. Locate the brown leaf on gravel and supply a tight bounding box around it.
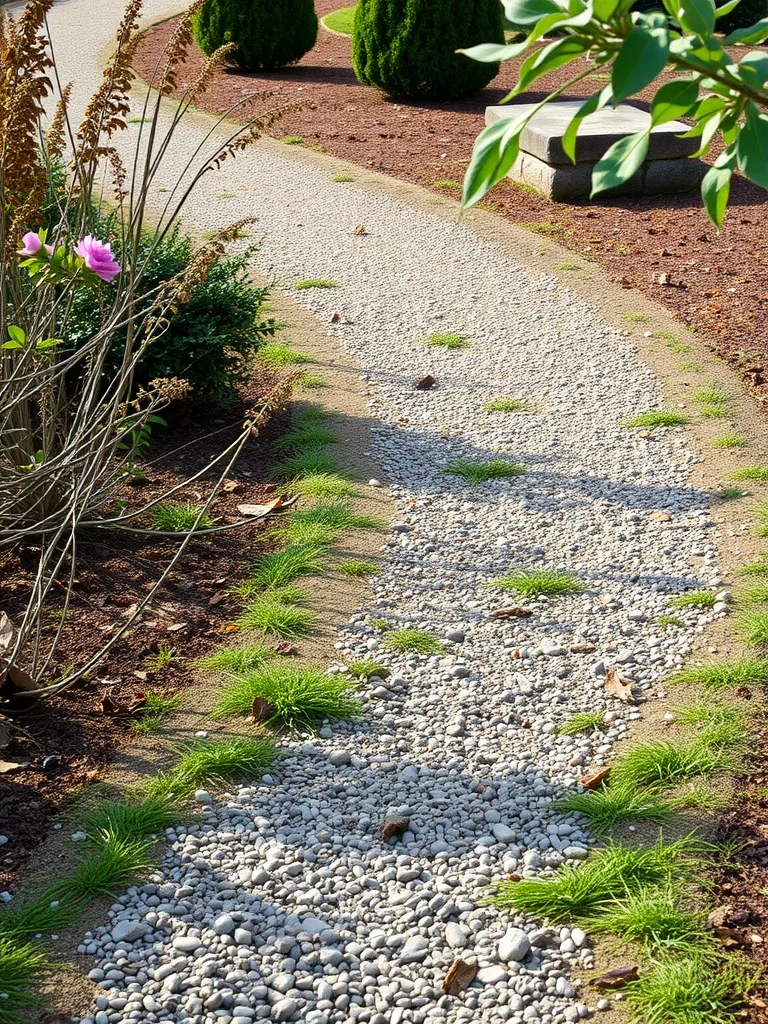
[251,697,275,723]
[415,375,436,390]
[570,643,596,653]
[352,224,368,235]
[491,607,532,619]
[6,664,36,692]
[222,479,241,493]
[380,813,410,842]
[330,312,342,323]
[237,498,283,517]
[651,510,672,521]
[605,667,636,704]
[218,623,241,634]
[443,959,477,995]
[275,641,298,655]
[591,966,639,988]
[209,591,228,606]
[580,767,611,790]
[0,759,28,774]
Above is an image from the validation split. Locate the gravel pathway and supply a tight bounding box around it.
[40,3,725,1022]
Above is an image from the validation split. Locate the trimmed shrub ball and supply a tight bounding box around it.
[193,0,319,72]
[352,0,505,100]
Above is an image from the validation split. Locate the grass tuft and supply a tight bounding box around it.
[329,173,354,183]
[757,502,768,537]
[273,451,342,479]
[555,782,673,834]
[483,398,533,413]
[669,590,716,609]
[717,486,745,500]
[146,736,276,798]
[80,797,180,845]
[668,657,768,690]
[418,332,469,349]
[214,663,360,730]
[656,614,684,628]
[295,278,337,290]
[238,592,316,638]
[740,557,768,578]
[295,372,330,389]
[621,312,650,322]
[337,560,377,579]
[0,936,50,1021]
[695,384,730,419]
[493,566,584,598]
[557,710,605,735]
[149,502,213,532]
[285,501,381,541]
[737,609,768,646]
[610,736,739,788]
[712,433,747,449]
[625,410,689,428]
[129,691,183,734]
[624,952,757,1024]
[385,628,444,654]
[281,135,304,145]
[197,644,274,674]
[288,472,357,499]
[446,459,525,485]
[259,343,313,368]
[345,660,390,680]
[588,886,706,951]
[240,544,325,593]
[731,465,768,481]
[745,582,768,603]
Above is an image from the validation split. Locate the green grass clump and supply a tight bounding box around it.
[418,332,469,349]
[295,279,338,290]
[214,664,360,730]
[669,591,716,609]
[281,135,304,145]
[52,837,155,901]
[0,936,50,1021]
[80,797,180,845]
[446,459,526,485]
[695,384,730,419]
[717,486,746,500]
[557,711,605,735]
[288,472,357,499]
[432,178,461,189]
[745,582,768,603]
[259,343,313,367]
[625,410,689,428]
[740,557,768,577]
[712,434,747,449]
[611,737,739,788]
[149,502,213,532]
[329,173,354,182]
[345,660,390,680]
[274,423,339,454]
[146,737,276,798]
[493,840,695,922]
[621,312,650,322]
[668,657,768,690]
[674,699,750,735]
[554,262,580,270]
[273,451,342,479]
[737,609,768,646]
[322,6,356,34]
[588,886,705,951]
[197,644,273,674]
[483,398,532,413]
[337,560,377,578]
[129,691,183,734]
[385,628,444,655]
[493,566,584,598]
[624,952,757,1024]
[555,783,673,834]
[146,644,177,670]
[656,614,685,628]
[757,502,768,537]
[295,372,330,389]
[731,465,768,481]
[242,544,325,592]
[286,501,380,541]
[238,593,316,638]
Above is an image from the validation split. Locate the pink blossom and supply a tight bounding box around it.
[74,235,121,283]
[18,232,44,256]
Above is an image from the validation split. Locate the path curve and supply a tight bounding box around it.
[38,3,725,1023]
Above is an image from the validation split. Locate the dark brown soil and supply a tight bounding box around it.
[0,374,289,891]
[133,6,768,404]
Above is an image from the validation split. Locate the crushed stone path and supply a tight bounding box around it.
[39,2,726,1023]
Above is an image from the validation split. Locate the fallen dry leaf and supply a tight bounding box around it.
[443,959,477,996]
[352,224,368,235]
[380,813,410,842]
[274,641,298,655]
[591,966,639,989]
[569,643,596,653]
[330,312,342,323]
[491,607,532,619]
[580,767,611,790]
[415,375,436,390]
[0,612,14,654]
[209,591,228,606]
[251,697,275,724]
[237,497,284,518]
[713,926,744,949]
[218,623,241,634]
[605,667,636,704]
[222,479,241,493]
[651,510,672,521]
[0,759,28,774]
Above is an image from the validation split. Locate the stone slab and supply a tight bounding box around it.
[486,100,699,165]
[510,149,704,200]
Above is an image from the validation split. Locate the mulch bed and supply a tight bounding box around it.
[0,375,289,891]
[134,5,768,402]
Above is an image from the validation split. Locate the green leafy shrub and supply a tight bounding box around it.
[193,0,318,71]
[719,0,768,33]
[67,230,277,404]
[352,0,505,99]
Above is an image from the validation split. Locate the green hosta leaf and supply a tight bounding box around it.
[651,79,699,124]
[702,147,736,229]
[591,130,650,196]
[1,340,24,350]
[562,86,612,164]
[724,16,768,43]
[462,114,527,209]
[677,0,716,38]
[7,325,26,344]
[460,41,528,63]
[612,25,670,103]
[503,0,562,25]
[512,35,591,98]
[736,102,768,188]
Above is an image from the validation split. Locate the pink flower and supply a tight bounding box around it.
[18,232,44,256]
[74,235,121,283]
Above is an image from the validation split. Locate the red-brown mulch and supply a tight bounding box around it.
[0,378,289,890]
[133,6,768,402]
